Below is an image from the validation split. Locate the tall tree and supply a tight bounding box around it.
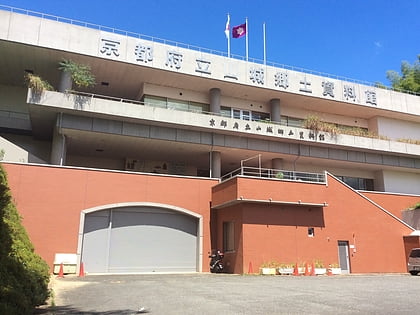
[386,55,420,93]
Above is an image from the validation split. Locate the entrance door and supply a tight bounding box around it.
[338,241,350,274]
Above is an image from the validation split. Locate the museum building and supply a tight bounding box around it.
[0,6,419,274]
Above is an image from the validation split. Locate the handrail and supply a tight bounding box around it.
[221,166,326,184]
[63,90,285,124]
[2,4,419,96]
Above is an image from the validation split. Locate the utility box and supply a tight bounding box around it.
[53,253,77,274]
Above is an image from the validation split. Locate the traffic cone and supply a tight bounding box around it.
[304,262,310,276]
[327,264,333,276]
[78,262,85,277]
[293,263,299,276]
[57,263,64,278]
[248,262,253,274]
[310,262,316,276]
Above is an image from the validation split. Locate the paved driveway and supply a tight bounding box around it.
[41,273,419,314]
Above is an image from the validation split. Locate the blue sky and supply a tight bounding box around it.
[1,0,419,85]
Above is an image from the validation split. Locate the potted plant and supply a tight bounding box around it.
[25,73,53,94]
[278,263,294,275]
[260,260,279,275]
[25,73,53,102]
[275,171,284,179]
[314,259,327,275]
[58,59,96,90]
[329,263,342,275]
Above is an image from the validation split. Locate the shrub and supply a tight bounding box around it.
[0,165,50,314]
[303,115,338,136]
[24,73,53,94]
[59,59,96,88]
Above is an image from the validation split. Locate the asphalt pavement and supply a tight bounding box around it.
[37,273,420,314]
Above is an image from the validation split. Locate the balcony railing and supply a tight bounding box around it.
[221,166,326,184]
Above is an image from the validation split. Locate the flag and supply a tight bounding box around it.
[225,15,230,39]
[232,23,246,38]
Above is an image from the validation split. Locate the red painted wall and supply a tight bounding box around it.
[216,175,414,274]
[212,176,328,207]
[3,163,217,272]
[360,191,420,219]
[4,163,417,275]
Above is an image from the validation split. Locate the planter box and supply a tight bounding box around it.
[315,268,327,275]
[331,268,342,275]
[260,267,277,275]
[278,267,294,275]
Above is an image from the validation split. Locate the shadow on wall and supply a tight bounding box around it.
[402,208,420,229]
[242,204,325,228]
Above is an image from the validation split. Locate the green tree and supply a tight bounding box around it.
[386,55,420,93]
[0,165,50,314]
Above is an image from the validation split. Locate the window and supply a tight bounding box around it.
[144,95,167,108]
[223,221,235,252]
[220,106,231,118]
[220,107,270,122]
[336,176,374,191]
[308,227,315,237]
[143,95,209,113]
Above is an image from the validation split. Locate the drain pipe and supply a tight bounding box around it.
[58,112,65,166]
[292,144,301,179]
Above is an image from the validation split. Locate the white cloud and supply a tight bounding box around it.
[374,41,383,48]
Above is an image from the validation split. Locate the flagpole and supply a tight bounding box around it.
[225,14,231,58]
[263,22,266,65]
[245,17,249,61]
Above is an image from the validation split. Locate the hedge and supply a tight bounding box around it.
[0,165,50,314]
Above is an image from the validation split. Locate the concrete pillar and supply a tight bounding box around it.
[50,115,67,165]
[210,151,221,178]
[270,98,281,123]
[209,88,221,114]
[271,158,284,170]
[58,71,72,92]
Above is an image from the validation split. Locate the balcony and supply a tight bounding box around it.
[212,167,328,210]
[27,89,420,159]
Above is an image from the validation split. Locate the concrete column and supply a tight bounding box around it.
[209,88,221,114]
[50,115,67,165]
[270,98,281,123]
[210,151,221,178]
[58,71,72,92]
[271,158,284,170]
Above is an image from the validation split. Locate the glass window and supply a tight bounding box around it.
[223,221,235,252]
[232,109,241,119]
[336,175,374,191]
[288,117,303,127]
[189,101,209,113]
[144,95,167,108]
[167,99,189,111]
[242,110,251,121]
[220,106,231,117]
[308,227,315,237]
[251,111,270,122]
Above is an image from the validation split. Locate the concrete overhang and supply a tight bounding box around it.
[211,198,328,210]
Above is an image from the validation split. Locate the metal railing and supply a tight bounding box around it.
[221,166,326,184]
[60,90,285,124]
[2,4,419,96]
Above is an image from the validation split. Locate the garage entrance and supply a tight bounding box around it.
[79,203,201,273]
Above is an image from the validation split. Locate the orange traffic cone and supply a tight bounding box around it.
[248,262,253,274]
[304,263,310,276]
[78,262,85,277]
[327,264,333,276]
[57,263,64,278]
[310,262,316,276]
[293,263,299,276]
